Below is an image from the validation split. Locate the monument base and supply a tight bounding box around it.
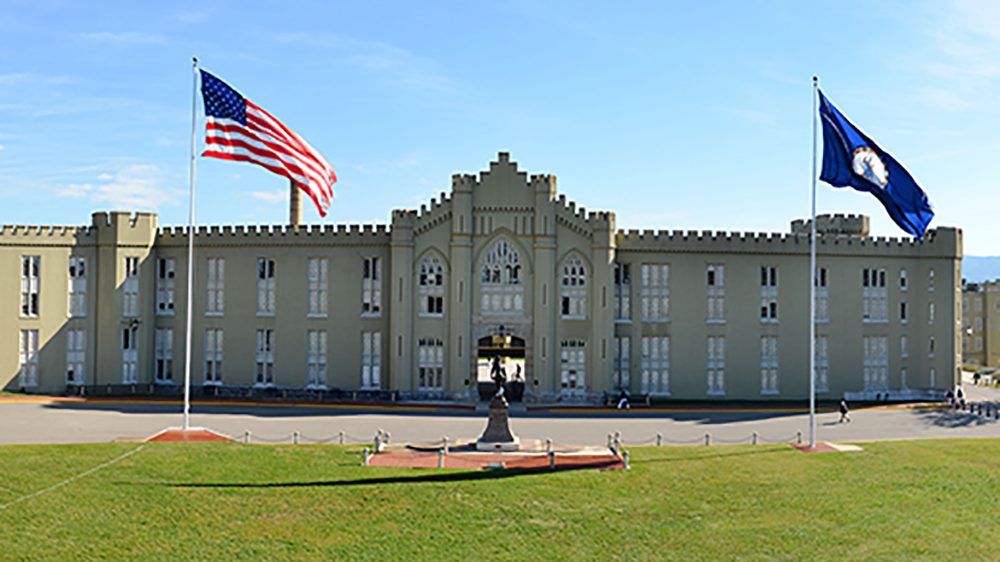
[476,436,521,452]
[476,395,520,451]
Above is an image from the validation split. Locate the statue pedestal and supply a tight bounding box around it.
[476,396,520,451]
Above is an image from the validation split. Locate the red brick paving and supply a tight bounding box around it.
[146,428,234,443]
[791,442,842,453]
[368,451,624,470]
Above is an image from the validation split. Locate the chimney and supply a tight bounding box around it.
[289,180,301,227]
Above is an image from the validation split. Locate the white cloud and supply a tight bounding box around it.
[74,32,168,45]
[56,164,181,209]
[0,144,4,151]
[248,189,287,204]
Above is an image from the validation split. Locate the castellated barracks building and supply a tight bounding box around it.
[3,153,962,402]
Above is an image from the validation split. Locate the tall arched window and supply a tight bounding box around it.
[418,255,445,316]
[561,255,587,318]
[480,240,523,313]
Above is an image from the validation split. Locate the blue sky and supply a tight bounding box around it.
[1,1,998,254]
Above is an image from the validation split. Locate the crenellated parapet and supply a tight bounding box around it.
[412,191,454,236]
[790,214,869,237]
[154,222,392,247]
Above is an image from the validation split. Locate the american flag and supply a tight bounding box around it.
[200,70,336,216]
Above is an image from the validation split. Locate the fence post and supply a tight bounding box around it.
[797,431,802,444]
[374,433,382,453]
[752,432,758,445]
[293,431,300,445]
[548,450,555,470]
[623,450,630,470]
[443,436,449,455]
[607,433,614,450]
[704,433,710,446]
[545,438,553,453]
[363,447,370,466]
[438,448,445,469]
[656,433,663,447]
[244,430,251,444]
[339,430,345,445]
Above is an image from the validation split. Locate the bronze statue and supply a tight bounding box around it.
[489,355,507,396]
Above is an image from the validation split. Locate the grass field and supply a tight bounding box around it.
[1,440,998,560]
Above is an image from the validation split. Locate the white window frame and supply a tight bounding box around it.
[418,255,445,317]
[613,336,630,390]
[928,302,935,325]
[480,240,523,315]
[307,329,328,388]
[362,257,382,316]
[21,255,40,318]
[256,258,276,316]
[123,257,139,318]
[255,329,275,386]
[707,336,725,396]
[707,264,725,323]
[901,335,908,358]
[156,258,175,316]
[417,338,444,391]
[19,329,39,387]
[614,262,631,322]
[122,324,138,384]
[760,336,779,395]
[560,255,588,319]
[900,269,908,291]
[307,258,328,318]
[760,266,778,323]
[204,328,223,385]
[814,266,828,323]
[640,264,670,322]
[863,335,889,391]
[205,258,224,316]
[66,328,85,385]
[560,340,587,394]
[640,336,670,396]
[862,268,888,323]
[68,256,87,318]
[155,328,174,383]
[815,335,829,392]
[361,331,381,389]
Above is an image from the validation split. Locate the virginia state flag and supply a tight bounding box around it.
[818,90,934,237]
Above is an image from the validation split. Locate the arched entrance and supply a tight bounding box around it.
[476,328,526,401]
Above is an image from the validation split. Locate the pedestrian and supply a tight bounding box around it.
[839,398,850,423]
[617,389,631,411]
[957,386,966,409]
[945,388,954,407]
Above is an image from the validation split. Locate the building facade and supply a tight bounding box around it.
[2,153,963,401]
[961,280,1000,368]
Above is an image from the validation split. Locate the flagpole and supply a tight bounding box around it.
[809,75,819,448]
[183,57,199,431]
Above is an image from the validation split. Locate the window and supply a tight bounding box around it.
[68,256,86,317]
[975,299,983,312]
[863,335,889,391]
[66,329,85,385]
[640,264,670,322]
[307,330,327,387]
[928,302,935,324]
[976,336,983,351]
[900,302,908,323]
[257,258,276,315]
[19,329,38,387]
[561,255,587,318]
[707,264,725,322]
[760,336,779,395]
[901,335,908,358]
[308,258,328,317]
[815,336,829,392]
[814,267,828,323]
[613,336,630,390]
[640,336,670,395]
[204,329,223,384]
[362,257,382,315]
[614,263,631,321]
[21,256,40,317]
[975,317,983,331]
[901,367,908,390]
[760,266,778,323]
[418,255,445,316]
[928,269,935,292]
[255,329,275,386]
[123,257,139,317]
[361,331,381,388]
[418,338,444,390]
[560,340,587,393]
[707,336,725,395]
[480,240,523,314]
[155,329,173,383]
[206,258,224,315]
[122,324,138,383]
[862,268,888,323]
[156,258,175,315]
[928,336,935,358]
[900,269,908,291]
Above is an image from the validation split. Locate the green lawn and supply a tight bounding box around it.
[1,440,998,560]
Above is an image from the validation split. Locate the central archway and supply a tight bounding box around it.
[476,332,526,401]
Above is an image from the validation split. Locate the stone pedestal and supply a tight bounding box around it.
[476,396,520,451]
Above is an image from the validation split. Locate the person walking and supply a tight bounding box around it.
[616,389,631,411]
[839,398,851,423]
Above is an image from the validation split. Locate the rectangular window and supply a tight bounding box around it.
[707,264,725,322]
[928,269,935,292]
[122,325,138,383]
[66,328,85,385]
[308,258,328,317]
[928,302,935,324]
[975,317,983,331]
[707,336,725,395]
[976,336,983,351]
[206,258,224,316]
[614,263,631,321]
[640,264,670,322]
[19,329,39,387]
[361,331,381,388]
[204,328,223,384]
[900,302,908,323]
[362,257,382,316]
[123,257,139,317]
[613,336,630,390]
[68,256,87,317]
[900,269,908,291]
[760,266,778,323]
[418,338,444,390]
[901,335,908,358]
[21,256,40,317]
[640,336,670,395]
[156,258,175,315]
[862,268,888,323]
[560,257,587,319]
[928,336,935,358]
[418,256,445,317]
[815,335,829,392]
[560,340,587,393]
[155,329,173,383]
[760,336,779,395]
[814,267,828,323]
[256,258,276,315]
[975,299,983,312]
[307,329,328,387]
[255,329,275,386]
[863,335,889,391]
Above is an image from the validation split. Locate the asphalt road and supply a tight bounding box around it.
[2,395,999,446]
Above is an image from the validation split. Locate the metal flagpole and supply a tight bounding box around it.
[183,57,199,431]
[809,75,819,448]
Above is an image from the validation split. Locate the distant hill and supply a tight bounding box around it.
[963,256,1000,283]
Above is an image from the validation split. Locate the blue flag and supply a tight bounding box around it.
[818,90,934,237]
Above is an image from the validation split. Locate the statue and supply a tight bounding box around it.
[478,354,519,450]
[490,355,507,398]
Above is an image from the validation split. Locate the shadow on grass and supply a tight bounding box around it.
[637,446,793,464]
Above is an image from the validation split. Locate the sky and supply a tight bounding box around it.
[0,1,998,254]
